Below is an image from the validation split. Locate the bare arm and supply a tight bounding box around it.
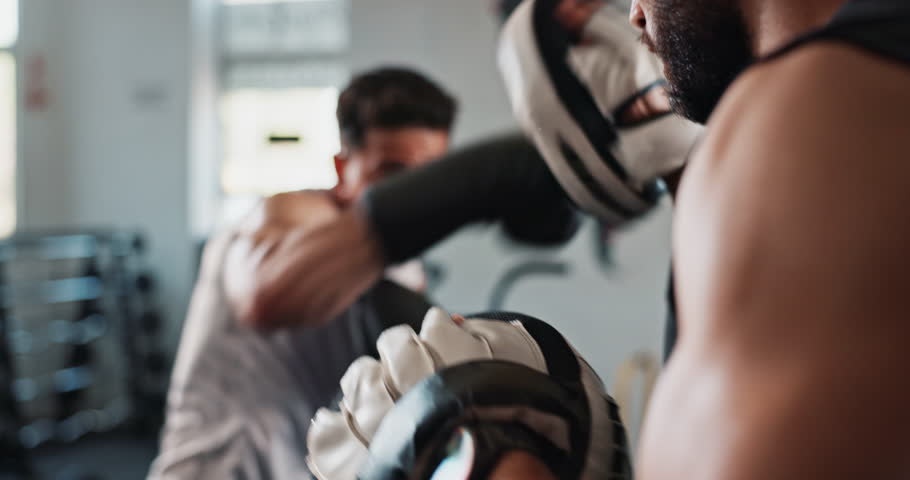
[640,44,910,479]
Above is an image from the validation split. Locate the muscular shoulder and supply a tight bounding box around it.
[686,41,910,217]
[700,42,910,172]
[675,42,910,344]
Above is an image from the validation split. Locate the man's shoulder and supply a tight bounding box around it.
[677,40,910,295]
[743,40,910,95]
[234,189,338,234]
[694,41,910,181]
[262,189,336,221]
[717,41,910,131]
[674,42,910,355]
[266,189,334,206]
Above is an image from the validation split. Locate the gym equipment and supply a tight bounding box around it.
[0,229,168,469]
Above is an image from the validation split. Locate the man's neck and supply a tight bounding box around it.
[328,185,351,208]
[745,0,847,56]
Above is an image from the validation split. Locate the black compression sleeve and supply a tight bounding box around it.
[360,132,580,263]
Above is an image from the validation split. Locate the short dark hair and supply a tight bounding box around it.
[337,67,458,148]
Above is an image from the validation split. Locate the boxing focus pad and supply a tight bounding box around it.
[306,308,631,480]
[498,0,703,224]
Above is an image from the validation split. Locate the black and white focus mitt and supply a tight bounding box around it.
[307,308,632,480]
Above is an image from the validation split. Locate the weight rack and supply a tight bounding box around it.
[0,229,167,474]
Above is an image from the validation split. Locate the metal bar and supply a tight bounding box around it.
[0,276,103,308]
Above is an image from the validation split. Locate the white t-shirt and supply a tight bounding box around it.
[148,231,428,479]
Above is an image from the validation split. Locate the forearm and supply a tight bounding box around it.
[362,132,580,263]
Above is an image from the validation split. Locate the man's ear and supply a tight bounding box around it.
[333,153,348,186]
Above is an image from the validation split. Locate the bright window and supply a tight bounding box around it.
[0,0,16,237]
[221,87,340,196]
[0,0,18,49]
[216,0,349,223]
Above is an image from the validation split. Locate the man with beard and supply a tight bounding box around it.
[627,0,910,478]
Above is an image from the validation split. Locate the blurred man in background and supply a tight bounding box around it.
[148,67,457,480]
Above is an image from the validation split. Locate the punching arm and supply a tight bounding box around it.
[362,133,581,263]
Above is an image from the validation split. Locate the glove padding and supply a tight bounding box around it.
[306,308,631,480]
[498,0,703,224]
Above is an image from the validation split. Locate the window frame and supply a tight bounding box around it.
[211,0,351,231]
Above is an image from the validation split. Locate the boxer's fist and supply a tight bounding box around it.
[234,133,582,330]
[239,206,385,329]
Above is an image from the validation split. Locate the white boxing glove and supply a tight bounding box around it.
[306,308,631,480]
[498,0,703,224]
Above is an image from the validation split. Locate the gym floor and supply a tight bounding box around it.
[28,433,158,480]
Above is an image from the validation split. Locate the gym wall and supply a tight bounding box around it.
[17,0,195,357]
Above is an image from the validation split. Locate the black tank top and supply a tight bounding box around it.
[663,0,910,360]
